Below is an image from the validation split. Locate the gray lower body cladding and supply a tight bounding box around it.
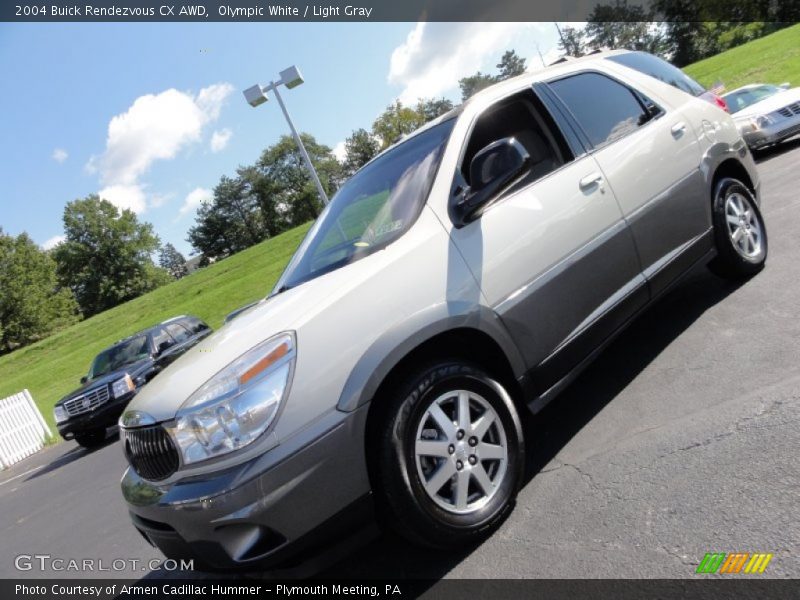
[121,405,372,571]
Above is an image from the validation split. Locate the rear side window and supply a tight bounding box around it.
[151,327,174,352]
[549,73,649,148]
[181,316,209,334]
[165,322,192,343]
[606,52,705,97]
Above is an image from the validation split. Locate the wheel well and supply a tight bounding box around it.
[712,158,755,197]
[363,327,524,494]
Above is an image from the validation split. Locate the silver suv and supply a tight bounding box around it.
[120,51,766,571]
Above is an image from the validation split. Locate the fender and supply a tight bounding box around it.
[336,302,527,412]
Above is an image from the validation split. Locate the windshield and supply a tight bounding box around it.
[275,118,455,291]
[88,335,150,380]
[723,85,782,113]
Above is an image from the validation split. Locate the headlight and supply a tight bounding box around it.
[752,115,773,129]
[54,405,68,423]
[170,332,295,465]
[112,374,135,398]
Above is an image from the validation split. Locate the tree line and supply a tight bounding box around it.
[2,5,792,354]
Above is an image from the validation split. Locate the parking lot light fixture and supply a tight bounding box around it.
[243,65,330,206]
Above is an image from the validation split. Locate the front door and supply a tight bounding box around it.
[442,89,647,394]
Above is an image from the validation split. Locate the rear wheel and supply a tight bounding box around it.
[75,429,106,449]
[708,177,767,279]
[375,361,524,548]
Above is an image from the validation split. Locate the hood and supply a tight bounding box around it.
[123,266,369,422]
[732,87,800,119]
[56,358,152,405]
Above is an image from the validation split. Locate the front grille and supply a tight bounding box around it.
[63,386,110,417]
[122,426,180,481]
[777,101,800,118]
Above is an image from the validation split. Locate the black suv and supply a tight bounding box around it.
[54,315,212,448]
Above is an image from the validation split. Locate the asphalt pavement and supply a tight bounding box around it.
[1,140,798,580]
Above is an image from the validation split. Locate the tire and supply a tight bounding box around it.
[75,429,106,449]
[375,361,524,548]
[708,177,767,280]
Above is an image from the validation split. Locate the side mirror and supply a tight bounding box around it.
[779,82,791,90]
[157,340,174,354]
[80,376,88,384]
[451,137,530,227]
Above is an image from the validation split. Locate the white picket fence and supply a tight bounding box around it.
[0,390,52,469]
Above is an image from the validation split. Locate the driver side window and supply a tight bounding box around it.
[460,90,572,192]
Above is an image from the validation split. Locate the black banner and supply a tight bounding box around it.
[3,0,800,22]
[3,579,800,600]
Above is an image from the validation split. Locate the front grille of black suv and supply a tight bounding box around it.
[122,425,179,481]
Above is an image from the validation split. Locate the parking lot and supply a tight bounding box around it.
[1,140,798,580]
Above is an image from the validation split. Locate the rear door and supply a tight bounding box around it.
[547,71,709,296]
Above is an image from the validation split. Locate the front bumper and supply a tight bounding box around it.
[121,404,372,572]
[741,115,800,149]
[56,391,136,439]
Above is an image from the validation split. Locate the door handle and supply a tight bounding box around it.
[579,172,603,190]
[671,122,687,137]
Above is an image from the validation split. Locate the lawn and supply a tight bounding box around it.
[684,24,800,91]
[4,24,800,440]
[0,222,310,435]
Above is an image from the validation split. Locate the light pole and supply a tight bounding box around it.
[243,66,330,206]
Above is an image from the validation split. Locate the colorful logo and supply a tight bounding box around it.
[696,552,773,574]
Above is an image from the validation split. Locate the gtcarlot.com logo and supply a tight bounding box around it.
[15,554,193,572]
[696,552,773,574]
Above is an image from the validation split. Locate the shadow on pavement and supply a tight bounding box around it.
[321,266,744,579]
[23,430,120,482]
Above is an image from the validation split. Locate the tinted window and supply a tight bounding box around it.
[151,327,174,352]
[181,316,209,334]
[549,73,649,147]
[276,119,454,292]
[88,335,150,379]
[165,323,192,343]
[461,90,569,189]
[607,52,705,97]
[722,85,782,113]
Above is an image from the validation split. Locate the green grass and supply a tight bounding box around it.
[0,222,310,434]
[684,24,800,91]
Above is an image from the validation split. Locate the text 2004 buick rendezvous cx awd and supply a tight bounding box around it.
[120,51,766,571]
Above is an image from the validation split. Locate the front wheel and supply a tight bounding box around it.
[708,177,767,279]
[375,362,524,548]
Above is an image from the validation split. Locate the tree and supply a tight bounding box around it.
[458,72,496,102]
[496,50,527,80]
[159,243,188,279]
[372,100,427,149]
[53,196,167,317]
[255,133,342,225]
[342,128,380,177]
[0,229,80,353]
[558,25,587,57]
[585,1,666,55]
[415,97,455,122]
[187,175,263,260]
[187,133,341,260]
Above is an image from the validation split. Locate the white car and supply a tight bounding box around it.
[723,83,800,150]
[119,50,765,572]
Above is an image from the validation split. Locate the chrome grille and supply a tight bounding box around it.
[122,426,180,481]
[777,102,800,118]
[63,386,110,417]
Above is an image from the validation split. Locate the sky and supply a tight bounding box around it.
[0,22,564,256]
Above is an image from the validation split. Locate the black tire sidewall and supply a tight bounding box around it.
[711,178,767,275]
[379,362,524,546]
